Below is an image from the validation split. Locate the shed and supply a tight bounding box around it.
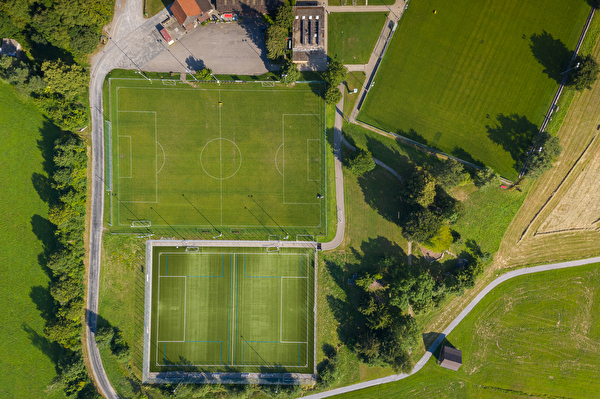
[439,346,462,371]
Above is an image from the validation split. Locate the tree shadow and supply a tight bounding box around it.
[31,215,56,265]
[184,55,206,71]
[22,323,62,372]
[356,166,403,224]
[25,25,75,63]
[486,113,537,169]
[529,31,572,84]
[237,12,276,70]
[450,146,485,168]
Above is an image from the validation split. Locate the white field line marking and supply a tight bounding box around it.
[183,276,187,342]
[219,90,223,226]
[280,277,283,343]
[156,139,166,174]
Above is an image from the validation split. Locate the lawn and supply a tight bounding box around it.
[333,263,600,398]
[144,0,167,17]
[147,245,316,375]
[358,0,591,180]
[328,12,389,64]
[0,83,65,398]
[105,78,326,240]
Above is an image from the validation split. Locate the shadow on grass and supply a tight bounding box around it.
[450,146,485,169]
[486,113,537,170]
[529,30,572,84]
[22,323,62,373]
[356,167,404,224]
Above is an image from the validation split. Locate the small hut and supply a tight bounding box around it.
[439,346,462,371]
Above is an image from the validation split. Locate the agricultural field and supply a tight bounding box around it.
[328,12,389,64]
[359,0,591,180]
[496,36,600,268]
[146,245,316,375]
[0,83,64,398]
[105,79,326,241]
[333,263,600,399]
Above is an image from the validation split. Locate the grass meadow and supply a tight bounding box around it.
[359,0,591,180]
[328,12,389,64]
[105,79,326,240]
[0,83,64,398]
[333,263,600,398]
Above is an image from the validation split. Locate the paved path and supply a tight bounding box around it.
[321,85,347,251]
[303,256,600,398]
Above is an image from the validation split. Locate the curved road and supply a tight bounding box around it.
[85,3,597,399]
[303,256,600,398]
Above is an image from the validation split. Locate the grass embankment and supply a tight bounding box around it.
[359,0,591,180]
[328,12,388,64]
[342,71,366,118]
[334,263,600,398]
[0,83,64,398]
[496,17,600,268]
[144,0,167,17]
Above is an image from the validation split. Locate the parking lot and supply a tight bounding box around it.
[142,17,278,75]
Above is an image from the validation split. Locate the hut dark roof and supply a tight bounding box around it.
[440,346,462,371]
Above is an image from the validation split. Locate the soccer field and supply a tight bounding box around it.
[146,246,315,375]
[105,79,326,239]
[358,0,591,180]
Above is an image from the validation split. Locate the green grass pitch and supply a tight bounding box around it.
[327,12,389,64]
[358,0,591,180]
[105,79,326,238]
[149,246,315,373]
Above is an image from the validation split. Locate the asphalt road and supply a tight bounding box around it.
[302,256,600,398]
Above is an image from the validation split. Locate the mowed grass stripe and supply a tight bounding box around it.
[359,0,591,179]
[108,81,325,234]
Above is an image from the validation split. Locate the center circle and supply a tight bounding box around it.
[199,138,242,180]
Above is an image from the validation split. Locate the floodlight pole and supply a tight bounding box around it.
[186,69,198,82]
[562,62,581,75]
[211,72,220,83]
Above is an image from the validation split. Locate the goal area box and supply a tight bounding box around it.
[142,241,317,384]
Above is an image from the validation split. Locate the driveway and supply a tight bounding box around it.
[142,18,278,75]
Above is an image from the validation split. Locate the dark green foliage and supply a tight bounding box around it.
[402,208,443,242]
[195,67,213,81]
[265,24,287,60]
[566,54,600,91]
[323,60,348,88]
[281,59,300,83]
[401,167,437,207]
[474,166,500,191]
[275,3,294,32]
[527,131,562,178]
[325,85,342,104]
[67,25,99,54]
[347,148,376,175]
[434,158,470,189]
[95,327,115,350]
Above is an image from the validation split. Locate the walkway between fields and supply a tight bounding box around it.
[303,255,600,398]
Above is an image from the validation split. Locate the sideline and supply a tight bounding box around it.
[302,256,600,398]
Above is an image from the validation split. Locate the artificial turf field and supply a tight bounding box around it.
[147,246,315,374]
[105,79,326,238]
[358,0,592,180]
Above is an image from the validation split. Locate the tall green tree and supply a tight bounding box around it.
[401,167,437,207]
[41,60,87,100]
[265,25,287,60]
[281,59,300,83]
[527,131,561,178]
[347,148,376,175]
[566,54,599,91]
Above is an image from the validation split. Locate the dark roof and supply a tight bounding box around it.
[440,346,462,371]
[214,0,283,14]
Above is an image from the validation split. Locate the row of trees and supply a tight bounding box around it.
[265,1,294,61]
[43,137,96,397]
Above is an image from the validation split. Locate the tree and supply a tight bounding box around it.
[402,208,442,242]
[41,60,87,100]
[275,3,294,31]
[424,225,453,253]
[566,54,599,91]
[434,158,470,189]
[527,131,561,178]
[195,67,213,81]
[323,60,347,88]
[474,167,500,190]
[324,85,342,104]
[401,167,437,207]
[281,60,300,83]
[265,25,287,60]
[347,147,375,175]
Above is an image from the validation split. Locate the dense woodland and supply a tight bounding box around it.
[1,1,112,397]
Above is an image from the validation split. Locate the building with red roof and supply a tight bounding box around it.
[170,0,214,30]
